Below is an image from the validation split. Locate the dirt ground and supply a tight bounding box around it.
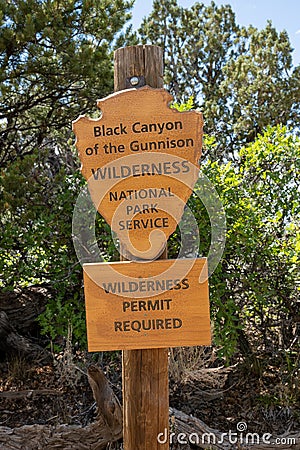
[1,347,299,441]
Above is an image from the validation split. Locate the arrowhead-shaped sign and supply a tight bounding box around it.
[72,86,203,259]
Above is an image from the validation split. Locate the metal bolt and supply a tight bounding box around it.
[130,76,139,86]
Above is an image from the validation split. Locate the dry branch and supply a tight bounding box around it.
[0,423,110,450]
[0,389,60,400]
[169,407,300,450]
[87,365,122,441]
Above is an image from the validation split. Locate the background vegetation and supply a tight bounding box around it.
[0,0,299,409]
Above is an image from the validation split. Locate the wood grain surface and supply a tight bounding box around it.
[83,258,210,351]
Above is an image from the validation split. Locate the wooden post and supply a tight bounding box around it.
[114,45,164,92]
[114,45,169,450]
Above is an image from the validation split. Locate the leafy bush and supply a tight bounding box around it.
[185,126,299,363]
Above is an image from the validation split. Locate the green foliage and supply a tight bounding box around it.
[0,0,134,166]
[0,1,299,377]
[139,0,300,161]
[188,126,299,361]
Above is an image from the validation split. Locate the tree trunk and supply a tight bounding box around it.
[0,311,52,364]
[169,407,300,449]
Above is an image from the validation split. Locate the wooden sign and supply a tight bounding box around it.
[73,87,203,260]
[83,258,210,351]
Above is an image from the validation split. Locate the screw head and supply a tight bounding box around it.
[130,76,139,86]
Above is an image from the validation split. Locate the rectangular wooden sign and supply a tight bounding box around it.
[83,258,211,351]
